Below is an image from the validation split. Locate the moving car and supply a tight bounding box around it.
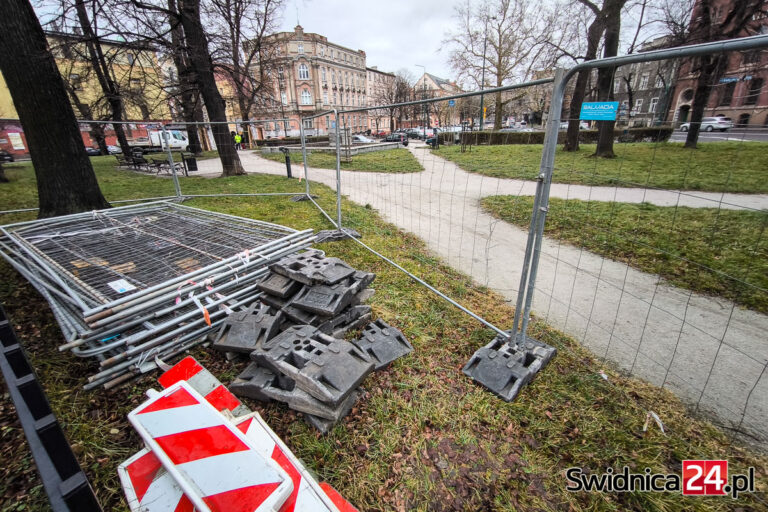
[352,135,374,143]
[679,117,733,132]
[382,133,408,146]
[559,121,591,130]
[0,149,14,163]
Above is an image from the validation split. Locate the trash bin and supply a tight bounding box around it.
[183,154,198,173]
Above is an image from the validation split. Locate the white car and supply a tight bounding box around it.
[559,121,591,130]
[106,145,122,154]
[679,117,733,132]
[352,135,374,143]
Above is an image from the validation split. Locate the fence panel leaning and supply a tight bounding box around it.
[297,34,768,445]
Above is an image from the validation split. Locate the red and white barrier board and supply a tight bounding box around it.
[126,381,293,512]
[119,357,358,512]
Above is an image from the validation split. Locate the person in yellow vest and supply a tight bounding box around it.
[234,132,242,150]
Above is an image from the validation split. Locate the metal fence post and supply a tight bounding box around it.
[162,124,182,198]
[334,110,342,230]
[518,68,567,341]
[299,120,310,197]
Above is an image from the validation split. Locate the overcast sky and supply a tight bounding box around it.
[280,0,463,81]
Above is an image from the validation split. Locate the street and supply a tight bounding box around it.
[669,127,768,142]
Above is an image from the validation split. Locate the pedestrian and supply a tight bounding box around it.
[234,132,242,150]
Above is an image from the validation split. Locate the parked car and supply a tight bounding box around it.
[352,135,375,143]
[559,121,591,130]
[0,149,14,163]
[382,133,408,146]
[107,145,122,154]
[85,147,101,156]
[679,117,733,132]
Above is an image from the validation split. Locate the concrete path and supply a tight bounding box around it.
[195,148,768,443]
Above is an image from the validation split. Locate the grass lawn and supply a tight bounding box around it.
[0,160,766,511]
[482,196,768,314]
[260,147,423,173]
[435,141,768,193]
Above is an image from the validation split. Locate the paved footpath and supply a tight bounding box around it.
[196,148,768,443]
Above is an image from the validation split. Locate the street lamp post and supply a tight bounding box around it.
[415,64,427,138]
[479,15,496,129]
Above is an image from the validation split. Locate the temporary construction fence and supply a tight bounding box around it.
[290,34,768,445]
[0,35,767,444]
[0,201,315,389]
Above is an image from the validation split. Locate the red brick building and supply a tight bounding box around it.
[669,0,768,127]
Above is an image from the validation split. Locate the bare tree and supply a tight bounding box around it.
[0,0,110,215]
[371,71,413,131]
[205,0,284,137]
[445,0,546,130]
[660,0,766,148]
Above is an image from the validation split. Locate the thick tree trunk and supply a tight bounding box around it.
[684,56,720,149]
[593,7,622,158]
[0,163,8,183]
[179,0,244,176]
[494,91,503,130]
[0,0,110,217]
[74,0,131,156]
[168,0,203,154]
[564,14,605,152]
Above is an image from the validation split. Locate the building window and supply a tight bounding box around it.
[323,92,328,105]
[719,82,735,106]
[633,98,643,112]
[639,73,649,90]
[278,66,284,79]
[301,89,312,105]
[742,51,760,65]
[326,115,330,128]
[333,92,337,105]
[298,64,309,80]
[321,67,326,82]
[303,119,313,129]
[655,74,665,89]
[281,91,287,105]
[744,78,763,105]
[737,113,751,126]
[297,42,304,54]
[648,97,658,113]
[613,80,620,94]
[69,73,82,90]
[320,46,325,57]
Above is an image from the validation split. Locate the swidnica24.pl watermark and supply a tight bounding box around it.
[566,460,755,499]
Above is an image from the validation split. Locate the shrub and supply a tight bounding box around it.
[459,126,673,146]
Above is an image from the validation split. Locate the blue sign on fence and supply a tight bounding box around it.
[448,100,456,107]
[580,101,619,121]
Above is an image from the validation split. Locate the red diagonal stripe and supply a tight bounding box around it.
[236,417,253,434]
[205,384,242,413]
[319,482,359,512]
[127,451,163,503]
[272,445,301,512]
[173,493,195,512]
[203,483,281,512]
[154,424,249,464]
[159,356,203,389]
[137,387,199,414]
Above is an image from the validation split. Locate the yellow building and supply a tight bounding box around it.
[0,31,171,122]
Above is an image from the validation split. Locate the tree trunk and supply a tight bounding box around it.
[563,13,605,152]
[0,0,110,217]
[74,0,131,156]
[0,163,7,183]
[684,56,720,149]
[493,91,503,130]
[169,0,203,154]
[179,0,244,176]
[593,6,622,158]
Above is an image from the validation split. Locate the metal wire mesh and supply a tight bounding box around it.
[4,203,296,304]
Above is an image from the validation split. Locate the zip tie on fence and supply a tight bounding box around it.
[225,263,240,284]
[643,411,666,435]
[237,249,251,265]
[175,279,198,305]
[205,294,233,316]
[189,292,211,326]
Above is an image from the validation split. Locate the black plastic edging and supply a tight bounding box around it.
[0,305,102,512]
